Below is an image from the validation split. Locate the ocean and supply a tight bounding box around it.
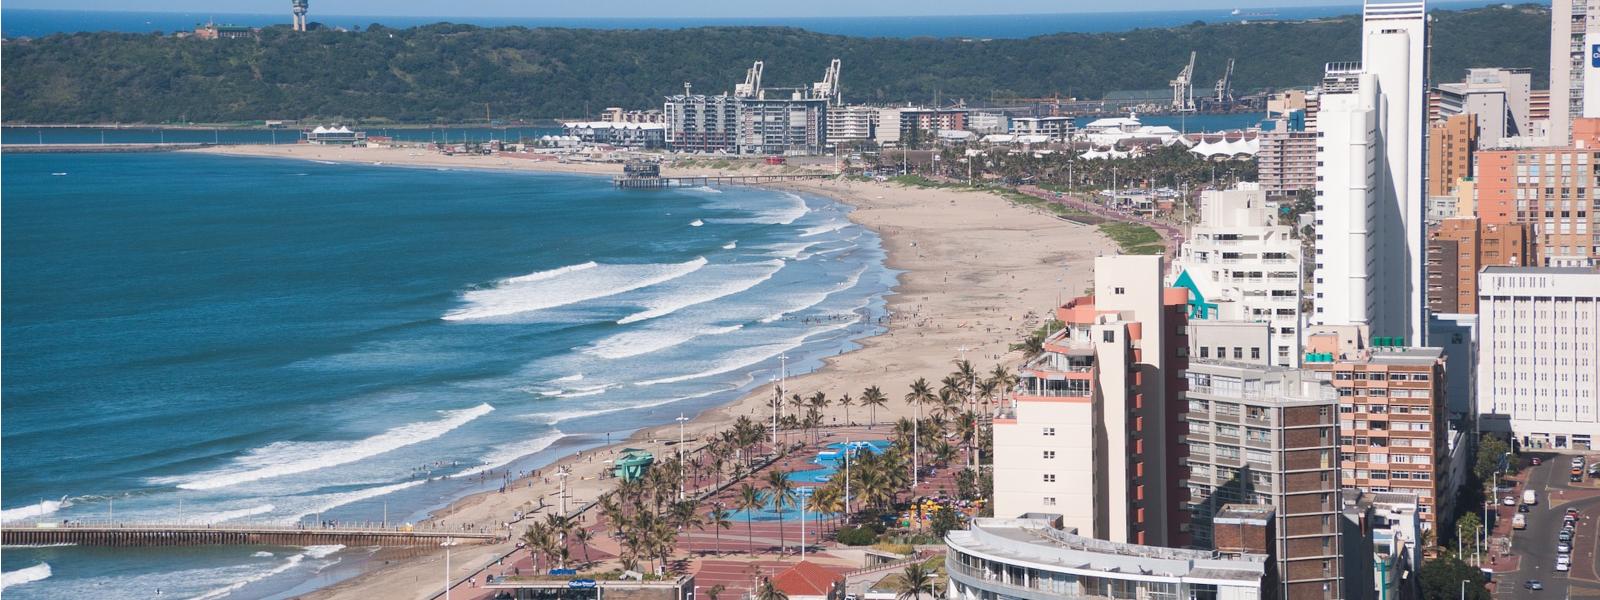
[0,152,895,598]
[1,2,1517,39]
[0,126,560,146]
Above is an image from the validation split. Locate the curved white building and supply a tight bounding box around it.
[945,517,1267,600]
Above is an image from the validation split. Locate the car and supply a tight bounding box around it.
[1525,580,1544,590]
[1504,495,1518,506]
[1558,542,1572,554]
[1556,562,1571,572]
[1574,456,1586,467]
[1559,532,1573,543]
[1519,503,1532,513]
[1567,508,1581,517]
[1532,457,1543,465]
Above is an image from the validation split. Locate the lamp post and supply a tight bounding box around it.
[677,413,691,500]
[1459,579,1468,600]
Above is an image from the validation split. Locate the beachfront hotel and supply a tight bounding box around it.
[993,255,1190,547]
[944,516,1269,600]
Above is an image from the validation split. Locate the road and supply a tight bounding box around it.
[1494,453,1600,600]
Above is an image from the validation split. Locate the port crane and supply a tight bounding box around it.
[1170,51,1197,113]
[812,59,842,105]
[1213,58,1236,104]
[735,61,764,98]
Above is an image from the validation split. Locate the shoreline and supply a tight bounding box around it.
[180,144,1113,599]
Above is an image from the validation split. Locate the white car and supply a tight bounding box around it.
[1575,456,1587,468]
[1556,555,1571,572]
[1558,542,1572,554]
[1503,495,1517,506]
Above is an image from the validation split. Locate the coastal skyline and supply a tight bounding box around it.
[0,0,1429,19]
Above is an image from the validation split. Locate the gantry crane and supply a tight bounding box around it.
[1171,51,1197,113]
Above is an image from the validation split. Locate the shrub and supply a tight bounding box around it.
[836,526,878,546]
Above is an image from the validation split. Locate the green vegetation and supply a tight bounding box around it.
[1418,555,1489,600]
[835,526,878,546]
[1,4,1551,123]
[1098,222,1164,255]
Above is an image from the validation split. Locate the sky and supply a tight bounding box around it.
[2,0,1363,18]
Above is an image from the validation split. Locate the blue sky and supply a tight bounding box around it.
[4,0,1355,18]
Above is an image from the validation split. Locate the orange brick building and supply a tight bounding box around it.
[1425,217,1533,314]
[1475,118,1600,267]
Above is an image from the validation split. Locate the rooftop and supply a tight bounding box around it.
[1480,266,1598,275]
[948,518,1265,583]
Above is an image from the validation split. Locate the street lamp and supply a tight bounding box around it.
[677,413,691,500]
[1459,579,1468,600]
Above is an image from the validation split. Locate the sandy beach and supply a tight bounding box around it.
[184,144,1112,599]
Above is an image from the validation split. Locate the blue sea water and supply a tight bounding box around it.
[1,126,559,146]
[1,2,1520,39]
[0,152,894,598]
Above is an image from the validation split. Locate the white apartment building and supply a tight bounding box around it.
[994,255,1188,547]
[825,105,877,149]
[1173,183,1304,366]
[1008,116,1074,141]
[1549,0,1600,145]
[967,112,1009,135]
[1476,266,1600,451]
[1312,1,1428,344]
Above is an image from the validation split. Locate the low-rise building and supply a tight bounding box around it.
[599,107,665,124]
[301,125,365,145]
[1008,116,1074,141]
[946,517,1268,600]
[561,122,666,149]
[825,105,878,150]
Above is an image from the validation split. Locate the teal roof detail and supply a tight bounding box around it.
[1174,270,1219,320]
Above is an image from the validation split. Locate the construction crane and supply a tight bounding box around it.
[735,61,764,99]
[1214,58,1236,104]
[1170,51,1197,113]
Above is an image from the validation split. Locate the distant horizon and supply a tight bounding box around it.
[0,1,1547,21]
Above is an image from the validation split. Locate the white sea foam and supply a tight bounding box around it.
[584,323,744,360]
[616,260,784,324]
[444,258,708,322]
[532,387,729,425]
[252,551,275,558]
[766,241,825,260]
[302,544,345,559]
[707,191,809,225]
[191,554,307,600]
[799,221,851,238]
[687,185,723,194]
[157,404,494,491]
[552,373,585,383]
[722,241,737,250]
[192,504,277,523]
[1,543,76,549]
[1,563,51,589]
[274,481,425,526]
[632,327,852,387]
[456,433,566,477]
[0,498,69,523]
[690,219,705,227]
[504,261,599,284]
[760,264,868,323]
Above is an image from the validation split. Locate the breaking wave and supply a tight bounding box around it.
[444,258,707,322]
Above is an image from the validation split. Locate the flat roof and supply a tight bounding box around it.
[1480,266,1597,275]
[948,518,1264,583]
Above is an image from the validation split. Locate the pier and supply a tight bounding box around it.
[612,173,833,189]
[2,521,503,547]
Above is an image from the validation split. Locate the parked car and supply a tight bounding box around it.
[1556,556,1571,572]
[1524,489,1539,505]
[1525,580,1544,590]
[1532,457,1543,465]
[1573,456,1586,468]
[1513,514,1528,530]
[1566,508,1580,517]
[1558,542,1571,554]
[1519,503,1531,513]
[1504,495,1518,506]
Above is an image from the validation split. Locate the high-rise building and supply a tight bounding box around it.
[1476,266,1600,451]
[1305,330,1448,529]
[1426,114,1477,198]
[1312,1,1429,344]
[1182,361,1345,599]
[1475,118,1600,266]
[994,255,1190,547]
[824,105,877,150]
[1432,68,1534,148]
[663,93,739,153]
[1172,184,1305,367]
[1425,217,1533,314]
[1258,130,1319,198]
[1548,0,1600,145]
[735,96,828,155]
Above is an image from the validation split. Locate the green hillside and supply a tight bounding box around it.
[0,3,1552,124]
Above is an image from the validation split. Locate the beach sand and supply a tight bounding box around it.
[184,145,1111,599]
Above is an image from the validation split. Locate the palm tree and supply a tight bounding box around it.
[706,584,727,600]
[889,562,937,600]
[705,505,733,556]
[905,378,935,486]
[572,526,595,566]
[672,499,703,533]
[523,521,552,571]
[838,393,855,426]
[765,469,797,555]
[861,386,888,428]
[736,483,767,556]
[755,577,790,600]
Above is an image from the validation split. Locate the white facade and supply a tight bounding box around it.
[1476,267,1600,451]
[1549,0,1600,146]
[946,519,1265,600]
[825,105,877,149]
[1008,117,1074,141]
[1174,184,1304,366]
[967,112,1009,135]
[1312,0,1428,344]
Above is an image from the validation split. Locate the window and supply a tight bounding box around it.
[1251,347,1261,360]
[1104,330,1116,343]
[1233,347,1244,360]
[1114,287,1126,295]
[1200,346,1210,358]
[1043,450,1056,459]
[1043,474,1056,483]
[1043,427,1056,437]
[1043,497,1056,506]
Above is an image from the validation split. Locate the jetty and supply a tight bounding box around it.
[612,173,833,189]
[1,520,502,547]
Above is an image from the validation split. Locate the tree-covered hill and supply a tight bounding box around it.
[0,4,1551,124]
